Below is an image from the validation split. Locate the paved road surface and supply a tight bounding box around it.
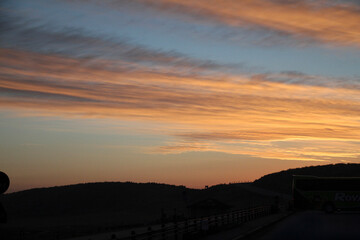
[248,210,360,240]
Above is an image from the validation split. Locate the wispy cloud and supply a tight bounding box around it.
[1,1,360,164]
[154,141,217,154]
[1,48,360,158]
[154,139,360,162]
[0,10,240,75]
[89,0,360,47]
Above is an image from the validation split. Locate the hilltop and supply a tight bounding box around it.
[253,163,360,194]
[2,182,189,225]
[3,163,359,226]
[1,163,359,239]
[1,181,274,231]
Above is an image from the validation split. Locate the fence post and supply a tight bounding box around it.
[161,223,166,240]
[131,230,136,240]
[174,222,178,240]
[147,226,152,240]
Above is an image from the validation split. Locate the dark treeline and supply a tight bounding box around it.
[1,163,359,239]
[253,163,360,194]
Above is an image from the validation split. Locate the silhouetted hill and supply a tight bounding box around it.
[0,174,301,239]
[253,163,360,194]
[2,182,192,225]
[1,181,273,230]
[4,163,358,233]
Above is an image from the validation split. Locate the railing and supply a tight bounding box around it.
[113,206,271,240]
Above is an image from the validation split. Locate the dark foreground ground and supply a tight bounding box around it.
[247,210,360,240]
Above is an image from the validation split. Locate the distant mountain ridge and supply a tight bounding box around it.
[1,180,273,228]
[2,182,191,222]
[2,163,359,234]
[253,163,360,194]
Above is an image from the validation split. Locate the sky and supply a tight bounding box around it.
[1,0,360,193]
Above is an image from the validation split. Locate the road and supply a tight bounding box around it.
[247,210,360,240]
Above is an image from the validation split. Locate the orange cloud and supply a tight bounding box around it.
[120,0,360,46]
[155,139,360,162]
[1,48,360,162]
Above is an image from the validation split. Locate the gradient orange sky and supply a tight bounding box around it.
[1,0,360,193]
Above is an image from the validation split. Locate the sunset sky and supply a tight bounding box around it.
[1,0,360,193]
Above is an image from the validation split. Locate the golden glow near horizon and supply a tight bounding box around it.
[1,0,360,192]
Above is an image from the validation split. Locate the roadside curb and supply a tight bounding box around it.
[231,211,295,240]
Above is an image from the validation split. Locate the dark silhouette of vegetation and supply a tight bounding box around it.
[2,181,272,222]
[2,163,359,239]
[253,163,360,194]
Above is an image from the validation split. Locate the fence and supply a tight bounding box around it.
[113,206,271,240]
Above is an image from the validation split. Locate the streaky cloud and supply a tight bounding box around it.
[1,47,360,141]
[87,0,360,47]
[0,11,239,74]
[155,139,360,162]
